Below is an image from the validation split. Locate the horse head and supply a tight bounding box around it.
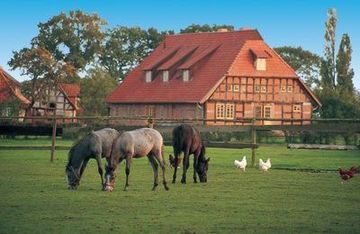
[66,163,81,190]
[196,157,210,182]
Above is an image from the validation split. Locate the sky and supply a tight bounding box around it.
[0,0,359,89]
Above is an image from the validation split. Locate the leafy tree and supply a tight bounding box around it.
[100,27,172,82]
[321,8,337,94]
[9,47,76,114]
[80,67,117,116]
[32,10,107,80]
[336,33,354,98]
[274,46,322,89]
[180,24,234,33]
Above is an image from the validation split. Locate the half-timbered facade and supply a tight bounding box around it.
[32,83,82,122]
[107,29,321,125]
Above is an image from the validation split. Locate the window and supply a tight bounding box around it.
[227,84,233,92]
[263,106,272,118]
[255,106,262,118]
[145,71,152,83]
[261,86,267,93]
[254,85,261,93]
[225,104,235,119]
[255,58,266,71]
[216,103,225,119]
[216,103,235,119]
[293,104,301,112]
[49,102,56,109]
[2,107,12,117]
[183,70,190,82]
[281,86,287,92]
[233,84,240,92]
[287,86,293,92]
[163,70,169,82]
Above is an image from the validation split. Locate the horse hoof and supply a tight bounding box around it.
[164,185,170,191]
[181,180,186,184]
[105,186,113,192]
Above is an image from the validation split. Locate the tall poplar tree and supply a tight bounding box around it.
[336,33,354,98]
[321,8,337,94]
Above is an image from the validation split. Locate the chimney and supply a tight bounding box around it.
[217,28,229,33]
[239,27,253,31]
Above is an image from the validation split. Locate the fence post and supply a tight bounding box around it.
[50,111,57,162]
[251,118,257,167]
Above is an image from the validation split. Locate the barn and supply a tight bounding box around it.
[0,66,30,118]
[106,28,321,125]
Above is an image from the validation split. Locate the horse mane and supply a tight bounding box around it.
[66,132,92,171]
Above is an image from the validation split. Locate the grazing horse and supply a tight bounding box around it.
[172,124,210,184]
[65,128,120,190]
[104,128,169,191]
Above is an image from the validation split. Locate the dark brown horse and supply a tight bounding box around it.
[171,124,210,184]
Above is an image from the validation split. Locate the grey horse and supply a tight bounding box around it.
[104,128,169,191]
[66,128,120,190]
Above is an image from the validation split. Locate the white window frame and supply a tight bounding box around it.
[145,71,152,83]
[255,58,266,71]
[216,103,235,120]
[162,70,169,82]
[293,104,301,112]
[233,84,240,92]
[183,70,190,82]
[263,105,272,118]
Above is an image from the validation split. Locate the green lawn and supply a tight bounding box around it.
[0,141,359,233]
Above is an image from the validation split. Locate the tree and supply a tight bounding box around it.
[80,67,117,116]
[180,24,234,33]
[100,27,172,82]
[336,33,354,98]
[9,46,76,114]
[274,46,322,89]
[32,10,107,80]
[321,8,337,94]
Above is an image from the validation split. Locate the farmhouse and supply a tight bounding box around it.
[31,83,82,122]
[0,66,30,118]
[107,29,321,125]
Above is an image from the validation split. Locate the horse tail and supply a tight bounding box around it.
[172,125,183,156]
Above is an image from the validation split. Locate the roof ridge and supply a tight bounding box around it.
[165,29,261,37]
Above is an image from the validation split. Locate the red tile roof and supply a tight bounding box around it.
[106,30,320,107]
[60,83,80,109]
[0,67,30,105]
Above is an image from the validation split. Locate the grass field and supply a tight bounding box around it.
[0,139,359,233]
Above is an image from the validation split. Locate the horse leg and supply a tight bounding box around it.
[147,153,159,191]
[172,150,181,184]
[124,155,132,191]
[181,149,190,184]
[79,158,89,178]
[95,155,105,190]
[193,155,198,183]
[154,149,169,191]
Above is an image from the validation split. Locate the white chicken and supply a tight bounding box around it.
[234,156,247,171]
[259,158,271,172]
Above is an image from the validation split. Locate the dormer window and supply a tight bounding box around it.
[183,70,190,82]
[162,70,169,82]
[250,48,269,71]
[255,58,266,71]
[145,71,152,83]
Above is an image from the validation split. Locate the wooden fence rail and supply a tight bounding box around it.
[1,116,360,165]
